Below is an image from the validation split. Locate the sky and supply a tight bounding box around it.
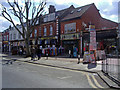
[0,0,119,32]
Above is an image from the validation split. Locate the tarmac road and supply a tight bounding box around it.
[2,59,109,88]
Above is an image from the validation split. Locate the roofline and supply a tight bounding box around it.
[61,16,81,22]
[61,3,93,21]
[101,17,118,24]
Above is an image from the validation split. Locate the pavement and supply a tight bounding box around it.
[2,53,120,89]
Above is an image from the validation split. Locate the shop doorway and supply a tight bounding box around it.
[64,44,73,54]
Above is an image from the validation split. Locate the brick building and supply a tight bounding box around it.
[5,3,118,56]
[60,3,118,56]
[30,5,75,55]
[2,28,9,53]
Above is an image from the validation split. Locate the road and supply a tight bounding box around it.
[2,58,109,88]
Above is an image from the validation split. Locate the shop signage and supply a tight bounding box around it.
[61,33,80,40]
[41,37,56,40]
[83,51,90,63]
[3,41,8,43]
[89,25,96,50]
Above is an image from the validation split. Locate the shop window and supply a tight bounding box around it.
[50,25,53,35]
[44,27,47,36]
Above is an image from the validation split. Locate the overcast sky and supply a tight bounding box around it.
[0,0,119,32]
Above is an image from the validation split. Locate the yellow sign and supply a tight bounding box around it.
[90,25,95,29]
[3,41,8,43]
[41,37,56,40]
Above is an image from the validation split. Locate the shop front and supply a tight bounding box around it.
[61,33,81,57]
[83,29,117,55]
[3,41,9,52]
[37,36,58,56]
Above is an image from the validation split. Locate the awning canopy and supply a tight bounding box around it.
[83,30,117,42]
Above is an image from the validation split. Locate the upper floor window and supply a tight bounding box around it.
[70,10,74,14]
[64,23,76,33]
[4,36,6,41]
[7,35,8,40]
[34,29,37,37]
[77,8,81,12]
[44,27,47,36]
[30,33,32,37]
[13,33,16,39]
[39,27,41,36]
[10,34,12,40]
[18,33,21,39]
[50,25,53,35]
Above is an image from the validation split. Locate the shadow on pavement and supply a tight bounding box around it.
[87,63,97,69]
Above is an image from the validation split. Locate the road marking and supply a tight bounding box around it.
[86,74,98,89]
[57,76,72,79]
[9,60,105,89]
[91,75,104,88]
[15,60,86,74]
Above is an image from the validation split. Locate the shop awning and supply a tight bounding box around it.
[83,30,117,42]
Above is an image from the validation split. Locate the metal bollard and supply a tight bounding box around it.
[77,54,80,64]
[46,53,48,60]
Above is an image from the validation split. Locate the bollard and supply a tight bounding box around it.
[46,53,48,60]
[77,54,80,64]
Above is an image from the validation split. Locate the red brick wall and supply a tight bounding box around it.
[61,4,118,34]
[2,31,9,41]
[33,22,56,37]
[81,4,101,29]
[81,4,117,29]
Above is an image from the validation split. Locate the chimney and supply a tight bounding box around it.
[49,5,56,13]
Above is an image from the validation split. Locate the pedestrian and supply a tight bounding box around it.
[31,47,36,60]
[37,46,42,60]
[69,50,71,58]
[19,48,22,56]
[77,53,80,64]
[45,49,48,60]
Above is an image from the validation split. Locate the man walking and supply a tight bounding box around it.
[31,47,36,60]
[37,46,42,60]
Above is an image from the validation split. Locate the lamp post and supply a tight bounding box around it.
[118,23,120,83]
[80,30,83,57]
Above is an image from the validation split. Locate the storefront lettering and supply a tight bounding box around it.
[61,33,80,40]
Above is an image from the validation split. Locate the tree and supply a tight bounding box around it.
[1,0,46,56]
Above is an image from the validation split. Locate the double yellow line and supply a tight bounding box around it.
[86,73,104,89]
